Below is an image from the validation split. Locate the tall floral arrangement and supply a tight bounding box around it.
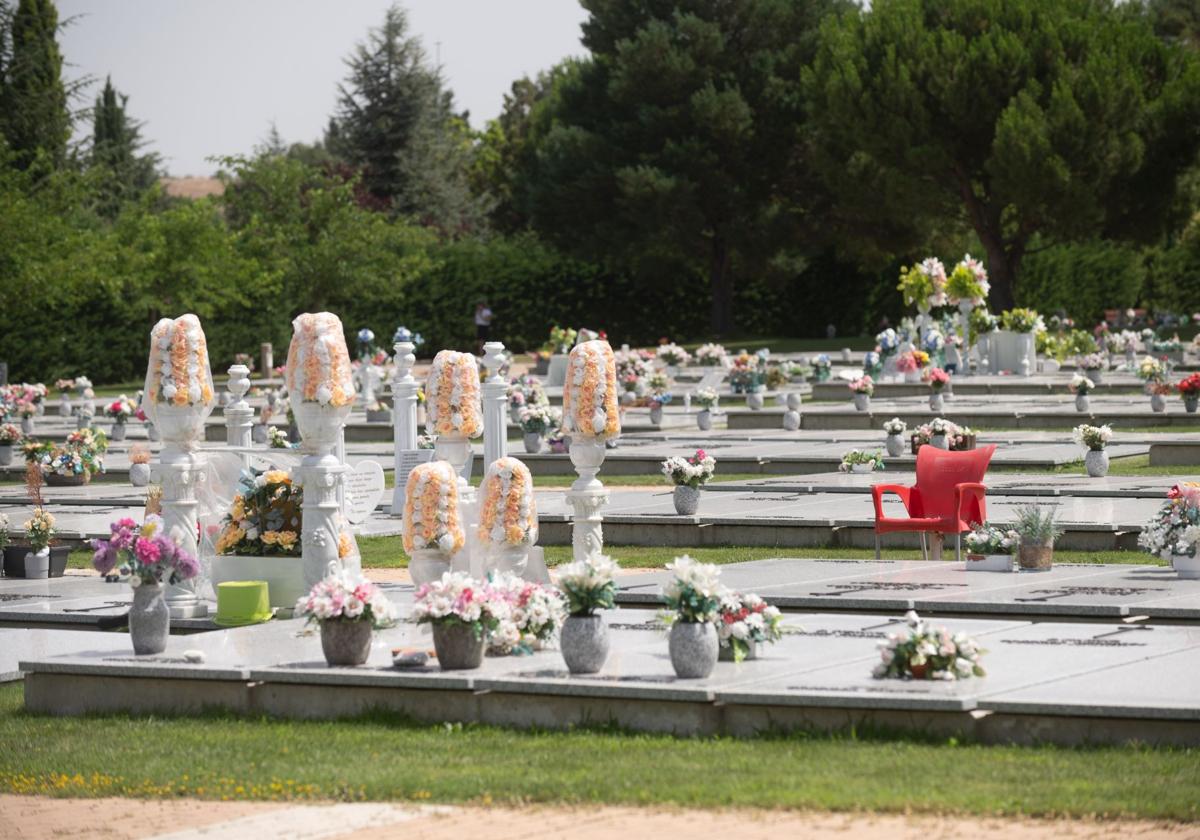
[897,258,947,309]
[402,460,464,555]
[285,312,355,408]
[425,350,483,438]
[946,254,989,306]
[478,457,538,547]
[143,314,216,412]
[562,340,620,440]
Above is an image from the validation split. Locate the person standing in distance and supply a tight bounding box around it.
[474,301,494,355]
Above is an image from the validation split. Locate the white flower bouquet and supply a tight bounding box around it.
[874,611,985,681]
[716,590,783,662]
[662,449,716,488]
[1072,423,1112,451]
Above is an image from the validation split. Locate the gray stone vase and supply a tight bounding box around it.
[1075,394,1089,413]
[1084,449,1109,478]
[561,614,609,674]
[673,484,700,515]
[432,621,485,670]
[0,445,12,467]
[885,434,904,457]
[669,621,718,678]
[320,618,373,666]
[130,581,170,655]
[523,432,541,453]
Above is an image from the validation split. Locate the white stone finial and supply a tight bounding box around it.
[227,364,251,403]
[394,342,416,383]
[482,341,506,384]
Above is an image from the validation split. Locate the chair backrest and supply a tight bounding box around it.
[913,444,996,519]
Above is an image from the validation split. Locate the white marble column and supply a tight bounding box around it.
[224,365,253,459]
[481,341,507,470]
[159,446,208,618]
[260,342,273,377]
[566,439,609,563]
[390,341,419,516]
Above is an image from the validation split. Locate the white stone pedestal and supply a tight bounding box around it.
[295,402,353,589]
[224,365,253,460]
[481,341,508,470]
[566,439,609,562]
[158,448,209,619]
[390,341,419,516]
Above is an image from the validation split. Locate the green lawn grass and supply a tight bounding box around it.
[0,682,1194,817]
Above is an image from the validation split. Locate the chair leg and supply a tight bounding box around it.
[874,532,881,560]
[956,531,962,562]
[919,531,928,562]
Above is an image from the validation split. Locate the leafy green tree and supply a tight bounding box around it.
[519,0,841,335]
[90,76,160,217]
[0,0,70,170]
[1145,0,1200,50]
[805,0,1200,310]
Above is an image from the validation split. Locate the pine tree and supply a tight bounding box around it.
[90,75,159,217]
[0,0,69,170]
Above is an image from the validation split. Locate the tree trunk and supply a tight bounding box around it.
[709,235,733,337]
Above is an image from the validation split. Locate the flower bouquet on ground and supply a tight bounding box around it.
[1138,483,1200,558]
[487,572,567,655]
[694,343,727,366]
[716,591,783,662]
[91,515,200,654]
[412,571,511,670]
[557,554,619,673]
[661,555,723,678]
[839,449,885,473]
[874,611,985,680]
[662,449,716,514]
[295,571,397,666]
[963,523,1019,572]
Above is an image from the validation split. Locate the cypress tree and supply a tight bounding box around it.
[0,0,69,170]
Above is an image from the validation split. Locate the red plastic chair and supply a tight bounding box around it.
[871,444,996,561]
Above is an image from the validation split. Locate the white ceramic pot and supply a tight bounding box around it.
[149,403,210,445]
[696,410,712,431]
[24,547,50,579]
[853,393,870,412]
[885,434,904,457]
[1084,449,1109,478]
[1075,394,1090,413]
[850,463,875,474]
[966,553,1014,572]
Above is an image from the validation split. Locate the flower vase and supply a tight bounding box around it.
[408,547,451,587]
[110,422,127,441]
[966,553,1014,573]
[130,463,152,486]
[0,445,11,467]
[1173,554,1200,580]
[649,403,663,425]
[320,618,373,666]
[1084,449,1109,478]
[853,394,870,412]
[929,393,945,412]
[59,395,71,417]
[432,622,486,670]
[719,639,756,662]
[673,484,700,515]
[146,422,161,442]
[1075,394,1090,413]
[885,434,904,457]
[510,405,522,424]
[20,417,33,435]
[746,391,764,411]
[1186,396,1198,414]
[1089,368,1104,386]
[882,354,898,381]
[75,414,90,431]
[561,614,609,674]
[668,621,718,679]
[523,432,541,454]
[251,424,268,444]
[696,410,712,431]
[930,433,948,450]
[129,581,170,655]
[24,547,50,579]
[904,370,921,383]
[1151,394,1166,413]
[786,393,802,411]
[850,463,875,474]
[782,410,800,431]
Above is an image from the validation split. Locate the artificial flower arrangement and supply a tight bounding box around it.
[544,326,578,355]
[518,404,559,436]
[810,353,832,379]
[285,311,356,408]
[963,524,1019,557]
[411,570,511,643]
[1072,424,1113,452]
[647,371,671,395]
[0,423,20,445]
[11,397,35,419]
[897,257,947,309]
[921,327,946,356]
[912,418,974,450]
[945,254,989,306]
[145,314,216,409]
[661,449,717,488]
[1076,352,1107,372]
[862,351,882,378]
[1068,374,1095,395]
[1137,355,1168,384]
[874,610,986,680]
[656,343,691,367]
[90,514,200,586]
[848,375,874,396]
[728,351,764,392]
[213,467,302,556]
[882,417,907,436]
[967,308,1000,344]
[562,339,621,440]
[54,378,75,396]
[507,374,547,411]
[558,554,618,617]
[839,449,885,472]
[104,394,137,424]
[1139,483,1200,556]
[267,426,292,448]
[355,328,376,360]
[895,349,929,374]
[425,349,483,438]
[875,327,900,357]
[25,429,108,480]
[661,555,723,625]
[716,590,783,662]
[487,571,567,655]
[692,388,719,410]
[402,460,465,555]
[694,343,728,366]
[1151,335,1184,353]
[295,571,397,627]
[1178,373,1200,399]
[999,308,1044,333]
[24,508,55,553]
[1104,329,1141,354]
[615,347,654,387]
[477,456,538,547]
[924,367,950,391]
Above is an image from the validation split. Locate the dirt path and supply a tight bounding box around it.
[1,796,1193,840]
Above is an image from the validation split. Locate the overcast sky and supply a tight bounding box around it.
[57,0,588,176]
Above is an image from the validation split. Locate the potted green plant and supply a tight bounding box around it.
[558,555,618,674]
[838,449,885,474]
[1014,503,1062,572]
